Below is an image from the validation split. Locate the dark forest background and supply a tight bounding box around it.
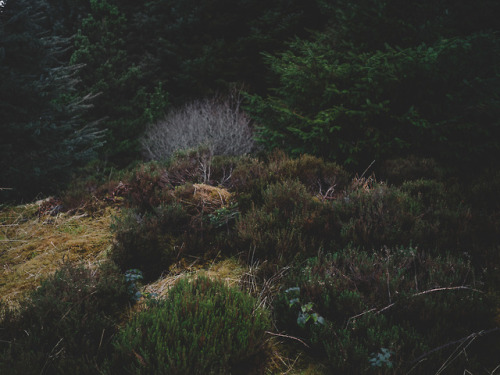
[1,0,499,201]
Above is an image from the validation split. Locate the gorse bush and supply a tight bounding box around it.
[110,275,270,374]
[275,247,499,373]
[0,262,129,375]
[141,92,255,161]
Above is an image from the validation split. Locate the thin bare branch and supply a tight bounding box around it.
[265,331,310,348]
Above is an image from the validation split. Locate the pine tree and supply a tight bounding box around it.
[247,0,500,171]
[0,0,103,202]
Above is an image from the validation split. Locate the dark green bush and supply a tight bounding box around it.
[0,262,129,375]
[109,275,270,374]
[110,204,191,281]
[274,247,499,373]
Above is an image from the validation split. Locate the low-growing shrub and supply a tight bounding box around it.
[333,181,424,250]
[165,146,214,186]
[0,262,129,375]
[230,151,349,212]
[332,179,474,252]
[237,180,334,263]
[126,162,171,211]
[109,275,270,374]
[112,183,238,281]
[380,156,444,185]
[110,205,190,281]
[266,151,349,195]
[274,247,499,373]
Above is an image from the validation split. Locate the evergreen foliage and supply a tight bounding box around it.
[69,0,159,164]
[110,275,270,374]
[248,0,500,171]
[0,0,103,202]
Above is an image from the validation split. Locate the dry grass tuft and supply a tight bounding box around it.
[0,200,116,306]
[143,257,245,300]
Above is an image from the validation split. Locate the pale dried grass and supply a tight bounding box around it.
[0,200,115,306]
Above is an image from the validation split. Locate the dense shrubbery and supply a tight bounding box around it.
[0,262,129,375]
[2,150,500,374]
[237,179,331,263]
[332,178,472,252]
[110,204,191,281]
[109,275,270,374]
[4,0,500,371]
[275,247,499,373]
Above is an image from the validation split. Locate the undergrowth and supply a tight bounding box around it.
[1,150,499,374]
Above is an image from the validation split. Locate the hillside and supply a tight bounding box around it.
[1,151,499,374]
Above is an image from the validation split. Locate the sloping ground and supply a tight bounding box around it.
[0,201,115,306]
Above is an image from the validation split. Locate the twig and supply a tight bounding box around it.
[346,286,484,327]
[345,308,376,329]
[409,327,499,368]
[265,331,310,348]
[377,286,483,314]
[490,362,500,374]
[359,160,376,179]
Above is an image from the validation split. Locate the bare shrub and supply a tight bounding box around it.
[141,92,255,160]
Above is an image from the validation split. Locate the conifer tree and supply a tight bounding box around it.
[0,0,103,202]
[247,0,500,171]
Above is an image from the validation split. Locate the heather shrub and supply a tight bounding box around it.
[265,151,349,195]
[237,180,334,262]
[275,247,498,373]
[230,156,271,210]
[0,262,129,375]
[380,156,444,185]
[110,205,191,281]
[399,179,473,251]
[111,183,237,280]
[230,151,349,211]
[333,181,425,249]
[125,162,171,211]
[332,178,472,252]
[109,275,270,374]
[141,92,255,161]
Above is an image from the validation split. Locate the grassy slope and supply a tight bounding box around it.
[0,202,114,306]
